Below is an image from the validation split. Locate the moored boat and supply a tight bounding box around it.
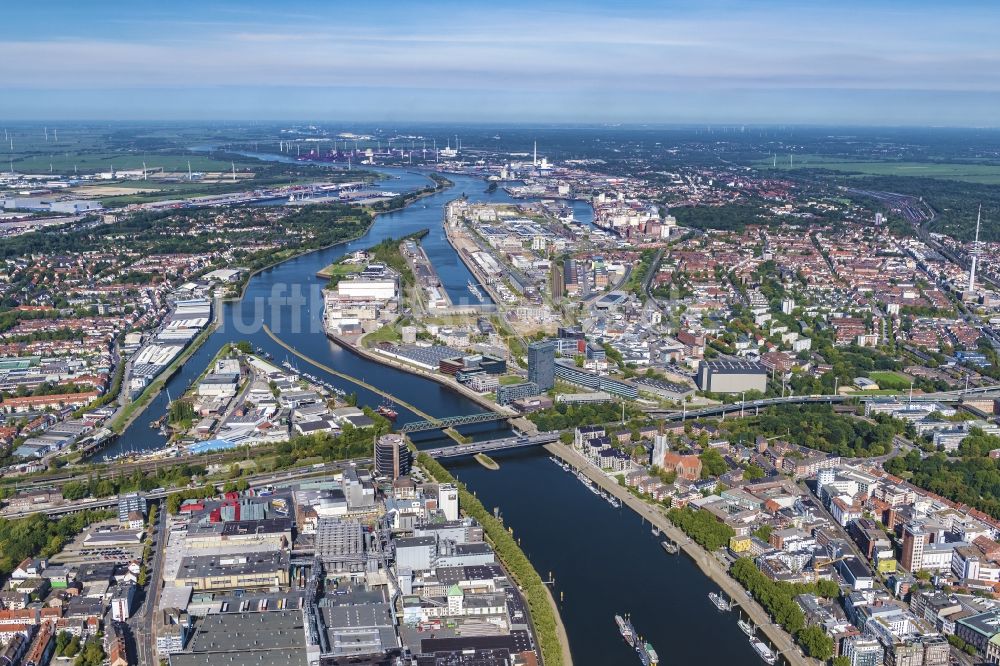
[643,642,659,666]
[376,400,398,419]
[709,591,731,611]
[751,638,777,665]
[614,614,636,648]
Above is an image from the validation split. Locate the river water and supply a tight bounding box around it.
[110,152,765,665]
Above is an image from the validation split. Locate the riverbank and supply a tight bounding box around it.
[108,299,221,434]
[418,453,572,666]
[230,172,451,301]
[546,443,814,666]
[327,332,513,416]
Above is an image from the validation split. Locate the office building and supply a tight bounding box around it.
[553,360,638,399]
[118,493,147,525]
[527,340,556,391]
[438,484,459,521]
[374,433,412,480]
[496,382,539,406]
[901,522,928,572]
[843,637,882,666]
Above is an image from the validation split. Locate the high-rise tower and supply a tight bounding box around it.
[968,204,982,293]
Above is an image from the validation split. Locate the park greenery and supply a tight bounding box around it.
[162,414,390,513]
[885,429,1000,519]
[722,404,908,457]
[698,448,728,478]
[527,401,643,431]
[666,506,734,551]
[61,463,208,501]
[0,510,113,583]
[417,452,564,666]
[730,557,838,661]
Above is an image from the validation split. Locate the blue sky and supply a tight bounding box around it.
[3,0,999,125]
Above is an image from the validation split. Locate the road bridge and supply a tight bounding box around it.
[424,432,560,459]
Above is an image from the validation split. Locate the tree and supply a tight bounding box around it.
[744,463,765,480]
[797,625,833,661]
[55,631,71,656]
[816,579,841,599]
[832,656,850,666]
[699,448,728,478]
[63,635,81,658]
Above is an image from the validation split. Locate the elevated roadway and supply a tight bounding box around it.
[424,432,560,459]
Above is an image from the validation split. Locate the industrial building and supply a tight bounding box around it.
[174,551,290,591]
[696,359,768,394]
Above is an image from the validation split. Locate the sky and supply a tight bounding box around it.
[2,0,999,125]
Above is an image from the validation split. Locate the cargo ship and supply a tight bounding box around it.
[614,614,636,648]
[751,638,777,665]
[642,642,659,666]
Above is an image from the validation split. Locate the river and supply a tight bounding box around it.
[109,152,766,665]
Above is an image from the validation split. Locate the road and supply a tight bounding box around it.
[643,384,1000,422]
[128,501,167,665]
[2,459,372,519]
[424,432,560,458]
[548,443,815,666]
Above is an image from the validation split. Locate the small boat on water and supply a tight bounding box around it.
[660,540,678,554]
[614,614,636,648]
[738,619,754,637]
[751,638,777,665]
[376,400,398,419]
[709,591,731,611]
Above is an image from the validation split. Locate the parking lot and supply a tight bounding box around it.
[48,519,146,566]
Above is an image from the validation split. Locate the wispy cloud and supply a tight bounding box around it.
[1,0,998,122]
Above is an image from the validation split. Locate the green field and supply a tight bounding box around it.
[3,124,262,176]
[756,155,1000,184]
[868,371,913,391]
[317,262,363,279]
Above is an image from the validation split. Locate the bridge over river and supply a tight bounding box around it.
[423,432,560,459]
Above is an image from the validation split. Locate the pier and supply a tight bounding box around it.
[263,324,437,422]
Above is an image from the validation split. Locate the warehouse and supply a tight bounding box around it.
[696,359,768,394]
